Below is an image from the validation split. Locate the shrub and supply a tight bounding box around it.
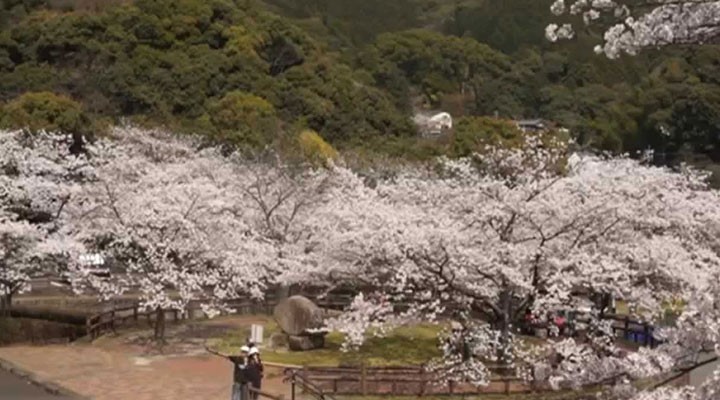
[207,91,280,148]
[297,129,338,167]
[0,91,89,135]
[450,116,525,157]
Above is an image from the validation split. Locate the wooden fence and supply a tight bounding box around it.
[85,297,270,339]
[16,284,661,348]
[286,365,536,396]
[86,304,157,340]
[286,362,692,398]
[84,301,659,346]
[83,291,357,339]
[250,385,286,400]
[285,367,338,400]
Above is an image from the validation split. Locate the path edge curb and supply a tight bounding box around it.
[0,356,91,399]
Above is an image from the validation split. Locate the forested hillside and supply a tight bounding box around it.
[1,0,719,172]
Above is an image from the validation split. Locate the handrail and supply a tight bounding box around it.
[249,385,284,400]
[285,368,338,400]
[264,361,303,369]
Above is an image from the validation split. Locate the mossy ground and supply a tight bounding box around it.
[209,317,549,368]
[211,316,444,366]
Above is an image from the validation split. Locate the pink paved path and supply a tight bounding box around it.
[0,344,293,400]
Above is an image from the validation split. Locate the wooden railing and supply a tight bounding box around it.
[80,287,661,348]
[285,362,692,398]
[85,297,272,339]
[86,304,155,340]
[83,291,360,339]
[285,368,338,400]
[285,365,536,396]
[249,385,285,400]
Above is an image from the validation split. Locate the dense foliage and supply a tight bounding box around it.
[263,0,720,166]
[6,127,720,399]
[0,0,414,147]
[0,0,719,169]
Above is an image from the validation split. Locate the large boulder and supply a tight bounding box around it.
[273,295,325,336]
[269,332,289,349]
[288,334,325,351]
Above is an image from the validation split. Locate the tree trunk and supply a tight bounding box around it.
[602,293,614,316]
[0,289,14,316]
[495,289,514,375]
[276,285,290,302]
[4,293,11,317]
[154,308,166,341]
[593,292,613,319]
[0,294,7,316]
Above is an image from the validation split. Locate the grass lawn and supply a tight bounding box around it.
[210,317,548,368]
[211,317,444,366]
[615,299,684,319]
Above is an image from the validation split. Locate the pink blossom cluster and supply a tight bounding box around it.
[547,1,720,58]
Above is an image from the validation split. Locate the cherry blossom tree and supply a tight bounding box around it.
[9,126,720,396]
[216,153,333,298]
[546,1,720,58]
[519,274,720,400]
[62,127,280,340]
[2,126,342,340]
[0,130,90,310]
[0,216,43,312]
[0,130,90,224]
[314,134,720,396]
[0,215,82,312]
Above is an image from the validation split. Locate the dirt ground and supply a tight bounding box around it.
[0,315,300,400]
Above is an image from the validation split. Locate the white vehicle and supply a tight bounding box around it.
[55,253,111,285]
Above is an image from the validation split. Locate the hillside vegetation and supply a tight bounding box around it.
[1,0,719,172]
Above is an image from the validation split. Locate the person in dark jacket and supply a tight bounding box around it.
[247,347,263,399]
[247,342,264,383]
[206,345,250,400]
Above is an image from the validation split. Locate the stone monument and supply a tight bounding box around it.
[273,295,328,351]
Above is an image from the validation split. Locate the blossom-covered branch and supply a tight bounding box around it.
[317,134,720,396]
[547,1,720,58]
[0,130,91,307]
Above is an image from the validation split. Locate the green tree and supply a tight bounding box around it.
[0,91,88,134]
[450,116,526,157]
[297,129,339,167]
[365,29,513,109]
[450,115,571,158]
[0,0,413,145]
[205,91,280,148]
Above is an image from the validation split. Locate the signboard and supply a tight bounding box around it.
[250,324,264,344]
[79,253,105,266]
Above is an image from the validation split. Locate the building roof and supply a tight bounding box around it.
[516,119,546,126]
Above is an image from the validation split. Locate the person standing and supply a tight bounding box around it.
[206,344,250,400]
[247,347,263,399]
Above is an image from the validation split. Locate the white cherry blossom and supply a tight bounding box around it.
[547,1,720,58]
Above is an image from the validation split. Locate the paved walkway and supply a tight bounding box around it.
[0,345,293,400]
[0,369,72,400]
